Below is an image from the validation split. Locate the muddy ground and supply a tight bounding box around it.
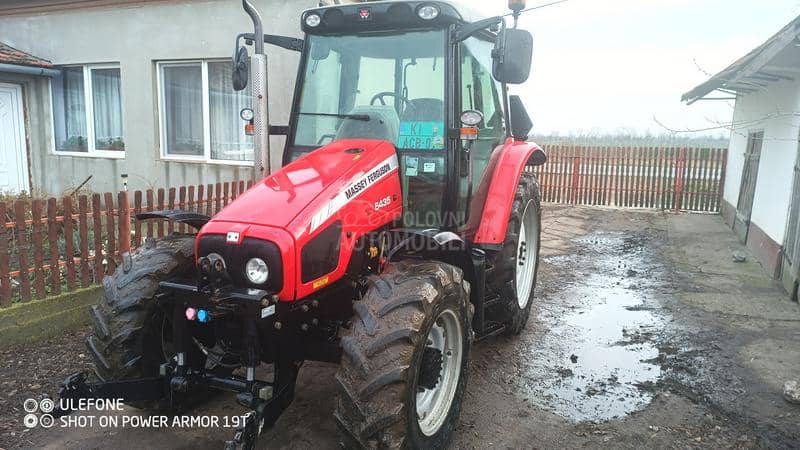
[1,205,798,449]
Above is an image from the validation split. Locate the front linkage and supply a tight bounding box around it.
[55,281,302,450]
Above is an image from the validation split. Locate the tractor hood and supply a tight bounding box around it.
[208,139,398,233]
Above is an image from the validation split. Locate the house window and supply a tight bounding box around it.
[51,64,124,155]
[158,60,253,164]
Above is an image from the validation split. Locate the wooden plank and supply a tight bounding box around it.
[178,186,187,234]
[92,194,104,281]
[104,192,116,274]
[633,147,642,208]
[605,146,613,206]
[0,202,11,306]
[206,184,214,217]
[118,191,131,254]
[78,195,91,287]
[703,148,714,212]
[197,184,205,215]
[62,197,77,291]
[14,201,32,301]
[157,188,165,238]
[31,199,46,299]
[551,145,559,203]
[239,180,246,197]
[146,189,155,239]
[231,181,239,202]
[697,148,706,211]
[134,190,143,248]
[223,182,230,208]
[167,188,176,235]
[188,185,196,217]
[621,147,629,207]
[648,147,658,209]
[685,148,696,211]
[658,147,667,209]
[215,183,222,214]
[47,198,61,296]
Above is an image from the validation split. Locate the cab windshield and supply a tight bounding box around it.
[292,30,448,227]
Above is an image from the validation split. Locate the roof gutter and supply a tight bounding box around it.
[0,62,59,77]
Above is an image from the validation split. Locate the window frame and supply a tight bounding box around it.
[51,63,125,159]
[156,59,254,167]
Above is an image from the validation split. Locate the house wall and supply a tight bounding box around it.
[0,0,314,195]
[722,77,800,278]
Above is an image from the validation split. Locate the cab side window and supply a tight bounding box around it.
[460,38,506,187]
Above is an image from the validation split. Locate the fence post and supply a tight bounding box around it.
[571,153,582,204]
[118,191,131,255]
[674,147,687,211]
[0,202,10,306]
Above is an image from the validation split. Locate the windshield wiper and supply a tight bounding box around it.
[298,112,371,122]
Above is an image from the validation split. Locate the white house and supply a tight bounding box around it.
[0,0,313,195]
[683,15,800,300]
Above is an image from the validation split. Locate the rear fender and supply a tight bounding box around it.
[465,138,546,246]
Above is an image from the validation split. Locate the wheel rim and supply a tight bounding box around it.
[515,200,538,309]
[416,309,463,436]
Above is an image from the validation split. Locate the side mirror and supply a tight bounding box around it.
[509,95,532,140]
[232,46,249,91]
[493,28,533,84]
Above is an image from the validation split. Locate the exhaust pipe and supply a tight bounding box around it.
[242,0,272,181]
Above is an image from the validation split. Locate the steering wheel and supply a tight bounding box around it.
[370,92,417,117]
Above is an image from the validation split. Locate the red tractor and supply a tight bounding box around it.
[57,1,546,448]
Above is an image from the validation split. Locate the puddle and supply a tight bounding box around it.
[520,233,667,422]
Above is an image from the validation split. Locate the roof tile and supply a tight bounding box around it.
[0,42,53,68]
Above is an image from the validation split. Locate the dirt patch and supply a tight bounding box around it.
[0,327,92,446]
[2,206,798,449]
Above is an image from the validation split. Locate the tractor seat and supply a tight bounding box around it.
[336,105,400,143]
[401,98,444,122]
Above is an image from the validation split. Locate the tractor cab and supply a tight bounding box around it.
[274,1,534,230]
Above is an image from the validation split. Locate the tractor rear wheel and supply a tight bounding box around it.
[335,261,473,449]
[86,235,197,408]
[486,171,541,335]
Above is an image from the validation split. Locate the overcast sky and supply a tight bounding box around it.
[462,0,800,137]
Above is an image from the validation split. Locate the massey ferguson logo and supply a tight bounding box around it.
[359,8,371,20]
[310,155,398,233]
[344,163,391,200]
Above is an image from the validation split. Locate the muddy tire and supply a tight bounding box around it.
[86,235,196,406]
[486,171,541,335]
[335,261,473,449]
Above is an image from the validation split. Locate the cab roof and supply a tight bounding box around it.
[303,1,496,35]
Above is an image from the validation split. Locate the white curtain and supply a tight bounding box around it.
[91,68,124,151]
[163,64,204,156]
[208,62,253,161]
[63,67,87,151]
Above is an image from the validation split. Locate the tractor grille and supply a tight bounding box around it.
[197,234,283,292]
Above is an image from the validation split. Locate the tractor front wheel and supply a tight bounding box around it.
[335,261,473,449]
[86,235,197,409]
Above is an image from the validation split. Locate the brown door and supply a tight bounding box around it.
[733,132,763,243]
[783,143,800,300]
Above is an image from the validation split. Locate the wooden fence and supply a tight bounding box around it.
[0,180,252,308]
[528,145,728,212]
[0,145,730,308]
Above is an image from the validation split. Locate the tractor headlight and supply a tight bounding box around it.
[305,13,322,27]
[245,258,269,285]
[417,5,440,20]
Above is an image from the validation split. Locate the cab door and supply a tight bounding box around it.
[455,37,507,225]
